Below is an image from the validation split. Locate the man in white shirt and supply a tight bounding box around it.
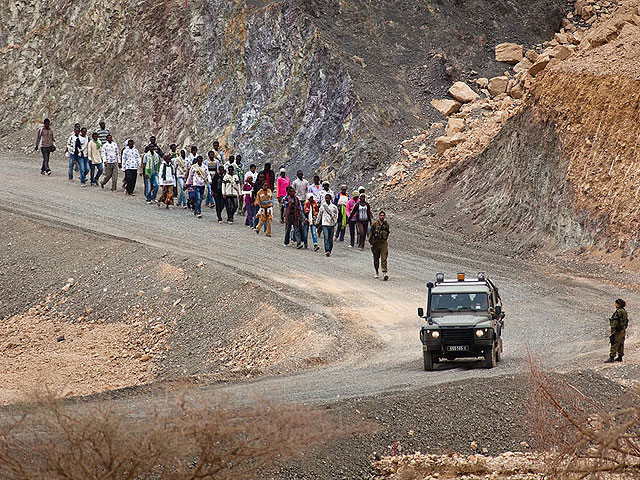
[308,175,323,203]
[186,145,198,169]
[222,165,241,223]
[186,155,212,218]
[121,139,141,195]
[319,193,339,257]
[292,170,309,204]
[100,134,119,191]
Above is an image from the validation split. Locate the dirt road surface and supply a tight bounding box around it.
[2,153,637,407]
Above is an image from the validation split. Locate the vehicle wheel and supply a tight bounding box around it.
[484,344,496,369]
[423,351,434,371]
[496,339,503,363]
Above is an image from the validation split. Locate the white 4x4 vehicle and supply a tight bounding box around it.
[418,272,505,371]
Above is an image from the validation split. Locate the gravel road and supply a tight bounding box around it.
[3,153,637,407]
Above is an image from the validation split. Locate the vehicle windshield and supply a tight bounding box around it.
[431,292,489,312]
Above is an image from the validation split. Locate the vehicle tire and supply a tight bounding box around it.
[423,351,434,371]
[484,344,496,369]
[496,339,502,363]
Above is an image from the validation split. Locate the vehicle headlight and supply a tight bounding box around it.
[475,329,486,338]
[431,331,440,339]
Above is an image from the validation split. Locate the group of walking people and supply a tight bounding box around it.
[35,119,391,279]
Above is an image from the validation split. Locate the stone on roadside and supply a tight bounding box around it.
[495,42,523,64]
[488,76,509,96]
[445,118,465,136]
[434,133,466,154]
[448,81,479,103]
[430,98,461,116]
[528,55,550,76]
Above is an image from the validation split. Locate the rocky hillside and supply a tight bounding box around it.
[1,0,564,181]
[384,0,640,254]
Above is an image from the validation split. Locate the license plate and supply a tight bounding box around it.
[447,346,469,352]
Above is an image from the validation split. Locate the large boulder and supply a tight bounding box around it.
[495,42,524,64]
[488,76,509,96]
[434,133,466,154]
[448,81,479,103]
[430,98,462,116]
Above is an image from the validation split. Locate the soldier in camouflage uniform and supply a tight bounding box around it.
[606,298,628,363]
[369,211,390,281]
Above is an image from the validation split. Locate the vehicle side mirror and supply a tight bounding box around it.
[418,307,424,318]
[495,305,501,315]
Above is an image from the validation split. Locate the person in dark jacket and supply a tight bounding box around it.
[211,165,226,223]
[260,162,276,192]
[283,186,303,249]
[348,193,373,250]
[606,298,628,363]
[369,211,390,280]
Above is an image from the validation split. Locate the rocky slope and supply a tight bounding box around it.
[1,0,563,182]
[383,0,640,254]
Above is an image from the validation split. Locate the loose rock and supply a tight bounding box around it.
[495,42,524,63]
[448,81,479,103]
[430,98,462,116]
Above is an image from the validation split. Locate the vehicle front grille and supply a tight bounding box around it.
[440,328,473,346]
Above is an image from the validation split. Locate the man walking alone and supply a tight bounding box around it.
[369,211,390,280]
[35,118,55,175]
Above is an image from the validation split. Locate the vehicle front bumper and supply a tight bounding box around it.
[420,327,494,355]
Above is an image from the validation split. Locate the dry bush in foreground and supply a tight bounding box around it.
[0,391,341,479]
[529,351,640,479]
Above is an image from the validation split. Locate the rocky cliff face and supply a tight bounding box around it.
[1,0,563,182]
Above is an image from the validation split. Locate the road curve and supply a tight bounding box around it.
[1,153,635,406]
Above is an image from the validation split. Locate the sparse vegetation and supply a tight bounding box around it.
[529,351,640,479]
[0,391,340,479]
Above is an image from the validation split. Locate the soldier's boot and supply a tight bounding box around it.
[615,355,623,362]
[605,356,616,363]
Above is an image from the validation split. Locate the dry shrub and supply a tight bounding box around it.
[528,350,640,479]
[0,390,341,479]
